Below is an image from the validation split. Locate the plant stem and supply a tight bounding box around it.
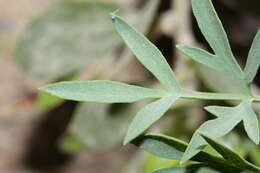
[181,89,251,101]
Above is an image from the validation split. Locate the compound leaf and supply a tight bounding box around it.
[176,45,217,68]
[111,14,181,91]
[124,94,178,144]
[40,80,167,103]
[177,46,241,86]
[191,0,245,89]
[244,30,260,84]
[181,105,243,162]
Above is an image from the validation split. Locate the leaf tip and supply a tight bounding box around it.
[123,137,130,146]
[38,85,49,93]
[123,131,138,146]
[110,8,120,21]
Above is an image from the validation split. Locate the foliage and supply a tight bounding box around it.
[15,1,120,80]
[40,0,260,172]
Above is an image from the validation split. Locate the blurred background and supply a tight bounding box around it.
[0,0,260,172]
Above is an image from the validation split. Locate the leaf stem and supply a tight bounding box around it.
[180,89,250,101]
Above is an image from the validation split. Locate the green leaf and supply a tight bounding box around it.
[39,80,167,103]
[69,103,134,149]
[111,14,181,91]
[15,1,120,80]
[244,30,260,84]
[152,164,241,173]
[191,0,243,85]
[176,46,218,69]
[124,95,178,144]
[135,0,160,33]
[134,134,258,172]
[132,133,230,166]
[201,134,260,172]
[144,154,178,173]
[58,133,86,154]
[36,91,64,111]
[241,100,260,144]
[181,104,243,162]
[249,143,260,166]
[196,65,244,94]
[176,45,243,87]
[206,100,259,145]
[132,134,186,160]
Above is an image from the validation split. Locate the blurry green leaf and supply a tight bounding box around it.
[223,134,247,158]
[69,103,134,149]
[152,164,241,173]
[124,95,178,144]
[249,144,260,166]
[135,0,160,33]
[40,80,167,103]
[15,1,120,80]
[59,133,86,154]
[244,30,260,84]
[111,14,181,91]
[201,134,260,172]
[124,152,145,173]
[191,0,245,90]
[144,154,178,173]
[36,91,63,111]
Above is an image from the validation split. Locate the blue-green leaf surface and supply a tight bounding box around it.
[181,104,244,162]
[132,134,186,160]
[111,14,180,91]
[244,30,260,84]
[241,100,259,144]
[191,0,243,80]
[40,80,167,103]
[124,95,178,144]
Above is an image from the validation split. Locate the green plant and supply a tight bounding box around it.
[40,0,260,172]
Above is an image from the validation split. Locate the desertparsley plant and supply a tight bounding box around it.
[40,0,260,172]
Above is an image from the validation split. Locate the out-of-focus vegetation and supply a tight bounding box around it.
[1,0,260,172]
